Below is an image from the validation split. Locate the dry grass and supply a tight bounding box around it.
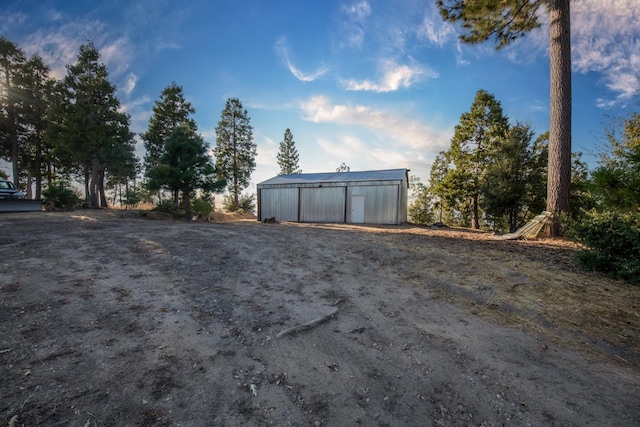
[310,222,640,366]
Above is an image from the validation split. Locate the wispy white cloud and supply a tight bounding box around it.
[256,135,279,168]
[417,4,455,48]
[123,73,138,96]
[337,0,371,49]
[300,95,451,154]
[100,37,133,76]
[342,59,437,92]
[343,0,371,21]
[119,95,151,130]
[317,134,367,161]
[0,12,27,34]
[20,20,106,79]
[502,0,640,108]
[19,18,133,82]
[433,0,639,107]
[274,36,329,82]
[155,41,181,51]
[572,0,640,107]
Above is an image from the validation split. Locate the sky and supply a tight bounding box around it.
[1,0,639,192]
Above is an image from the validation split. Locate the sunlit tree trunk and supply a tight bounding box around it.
[547,0,572,235]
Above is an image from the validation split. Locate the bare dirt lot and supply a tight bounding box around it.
[1,210,639,426]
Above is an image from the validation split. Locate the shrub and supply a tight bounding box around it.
[408,190,435,225]
[153,199,179,214]
[42,183,81,210]
[191,197,214,218]
[222,193,255,213]
[566,211,640,285]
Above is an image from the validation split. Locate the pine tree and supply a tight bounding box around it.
[146,125,225,219]
[592,113,640,212]
[0,37,27,186]
[446,89,509,229]
[48,42,136,208]
[14,54,56,198]
[437,0,572,235]
[481,123,545,232]
[214,98,256,211]
[141,82,196,173]
[277,128,301,175]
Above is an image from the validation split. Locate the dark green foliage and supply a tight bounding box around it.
[191,197,214,218]
[48,42,136,208]
[438,0,573,236]
[438,89,509,229]
[0,37,27,185]
[566,211,640,285]
[591,113,640,212]
[214,98,256,211]
[437,0,544,48]
[408,187,436,225]
[42,183,81,210]
[122,186,143,208]
[153,199,177,214]
[146,125,225,219]
[481,123,546,232]
[141,82,196,173]
[569,153,596,217]
[277,128,301,174]
[223,192,255,214]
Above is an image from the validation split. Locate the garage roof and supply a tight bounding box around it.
[258,168,408,186]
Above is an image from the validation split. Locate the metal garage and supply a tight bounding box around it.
[256,169,409,225]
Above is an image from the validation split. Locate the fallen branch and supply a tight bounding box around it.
[276,308,339,338]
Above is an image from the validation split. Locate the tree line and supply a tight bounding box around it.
[408,88,639,283]
[0,37,304,216]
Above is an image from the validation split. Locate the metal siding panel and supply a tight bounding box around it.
[260,188,299,221]
[301,187,345,222]
[399,178,408,223]
[348,185,398,224]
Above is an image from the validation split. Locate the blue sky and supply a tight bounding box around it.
[1,0,639,190]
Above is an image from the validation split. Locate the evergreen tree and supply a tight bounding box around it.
[336,162,350,172]
[48,42,136,208]
[445,89,509,229]
[147,125,225,219]
[0,37,26,186]
[141,82,196,173]
[592,113,640,212]
[14,54,56,198]
[408,175,434,225]
[214,98,256,211]
[277,128,301,174]
[437,0,572,236]
[481,123,543,232]
[428,152,453,223]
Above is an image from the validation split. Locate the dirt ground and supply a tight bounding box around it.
[1,210,639,426]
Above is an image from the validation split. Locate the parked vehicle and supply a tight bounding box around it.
[0,179,26,199]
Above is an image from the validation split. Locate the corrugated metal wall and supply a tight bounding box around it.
[348,185,399,224]
[259,188,299,221]
[257,170,409,224]
[300,187,345,222]
[398,179,408,223]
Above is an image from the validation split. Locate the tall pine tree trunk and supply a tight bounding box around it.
[35,140,42,199]
[89,161,100,208]
[99,168,108,208]
[183,190,191,220]
[471,195,480,229]
[546,0,572,236]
